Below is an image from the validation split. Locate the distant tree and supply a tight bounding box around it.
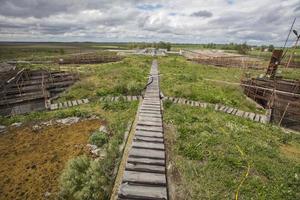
[166,42,171,51]
[268,45,275,52]
[236,42,249,54]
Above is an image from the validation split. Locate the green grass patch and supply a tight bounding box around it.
[164,104,300,199]
[159,56,264,112]
[56,55,151,101]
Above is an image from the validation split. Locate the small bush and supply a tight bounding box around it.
[59,156,105,200]
[89,131,108,147]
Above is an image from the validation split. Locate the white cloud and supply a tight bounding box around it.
[0,0,299,45]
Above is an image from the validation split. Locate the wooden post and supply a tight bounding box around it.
[286,37,300,68]
[278,102,290,126]
[266,50,283,79]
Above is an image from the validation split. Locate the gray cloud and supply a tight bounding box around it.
[0,0,299,45]
[190,10,213,18]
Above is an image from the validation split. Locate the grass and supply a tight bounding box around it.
[55,55,151,101]
[158,56,300,113]
[164,103,300,200]
[159,56,265,112]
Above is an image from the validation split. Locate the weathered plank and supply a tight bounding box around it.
[123,171,166,186]
[136,125,163,132]
[134,136,164,143]
[135,130,163,138]
[129,148,165,159]
[119,183,167,200]
[132,141,165,150]
[137,121,162,127]
[127,157,165,166]
[126,163,165,173]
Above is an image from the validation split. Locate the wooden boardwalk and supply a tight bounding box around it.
[118,60,168,199]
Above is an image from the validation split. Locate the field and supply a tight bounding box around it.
[164,103,300,199]
[0,43,299,200]
[159,56,265,112]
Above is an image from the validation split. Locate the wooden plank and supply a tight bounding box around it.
[132,96,138,100]
[136,125,163,132]
[139,113,162,118]
[215,104,220,110]
[248,112,255,120]
[141,105,161,109]
[236,110,244,117]
[143,102,161,105]
[219,105,225,111]
[119,183,167,200]
[67,101,72,107]
[132,141,165,150]
[134,136,164,143]
[126,163,165,173]
[72,100,78,106]
[129,148,165,159]
[138,116,162,123]
[260,115,268,123]
[137,121,162,127]
[127,96,132,101]
[135,130,163,138]
[127,157,165,166]
[140,107,161,112]
[226,107,233,114]
[122,171,166,186]
[231,109,238,115]
[63,102,68,108]
[50,104,58,110]
[243,112,249,118]
[254,114,260,122]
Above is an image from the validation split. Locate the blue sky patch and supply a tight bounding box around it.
[137,3,163,11]
[227,0,235,5]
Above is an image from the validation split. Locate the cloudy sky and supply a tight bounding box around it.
[0,0,300,45]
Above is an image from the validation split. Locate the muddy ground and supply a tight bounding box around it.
[0,119,101,200]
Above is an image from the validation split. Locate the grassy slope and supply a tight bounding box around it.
[164,103,300,200]
[159,56,264,112]
[56,55,151,101]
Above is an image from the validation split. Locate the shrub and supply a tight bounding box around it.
[89,131,108,147]
[59,156,105,200]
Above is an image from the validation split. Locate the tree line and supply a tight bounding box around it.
[127,41,171,51]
